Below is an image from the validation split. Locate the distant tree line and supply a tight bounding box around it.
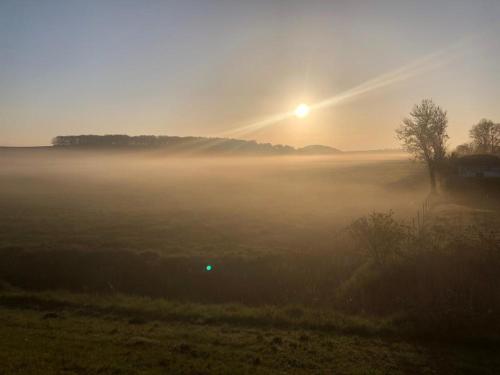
[51,135,341,155]
[52,135,295,155]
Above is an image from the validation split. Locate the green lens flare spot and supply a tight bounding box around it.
[205,265,213,271]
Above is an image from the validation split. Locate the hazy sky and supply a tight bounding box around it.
[1,0,500,150]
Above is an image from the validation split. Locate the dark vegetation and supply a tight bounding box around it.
[1,210,499,341]
[52,134,341,155]
[0,249,356,306]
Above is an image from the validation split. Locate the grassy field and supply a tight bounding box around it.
[1,148,500,374]
[1,289,500,375]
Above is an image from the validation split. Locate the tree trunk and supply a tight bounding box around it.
[428,164,437,192]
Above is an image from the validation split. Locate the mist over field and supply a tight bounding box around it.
[2,148,500,374]
[0,148,426,256]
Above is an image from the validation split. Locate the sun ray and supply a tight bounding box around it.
[219,36,475,138]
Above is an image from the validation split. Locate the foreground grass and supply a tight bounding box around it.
[1,290,500,374]
[0,289,389,336]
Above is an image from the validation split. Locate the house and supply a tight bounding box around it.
[456,154,500,178]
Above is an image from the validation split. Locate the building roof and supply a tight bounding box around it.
[457,154,500,167]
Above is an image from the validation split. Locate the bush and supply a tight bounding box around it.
[340,212,500,338]
[348,211,408,266]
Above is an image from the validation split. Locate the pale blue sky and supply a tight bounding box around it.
[1,0,500,149]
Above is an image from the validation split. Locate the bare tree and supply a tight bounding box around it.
[469,119,500,154]
[396,99,448,192]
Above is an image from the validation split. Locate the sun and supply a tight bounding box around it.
[294,103,310,118]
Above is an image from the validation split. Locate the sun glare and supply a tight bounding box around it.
[294,103,310,118]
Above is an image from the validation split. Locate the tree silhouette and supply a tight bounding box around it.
[396,99,448,192]
[469,119,500,154]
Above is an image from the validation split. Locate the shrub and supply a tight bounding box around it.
[341,213,500,339]
[348,211,408,266]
